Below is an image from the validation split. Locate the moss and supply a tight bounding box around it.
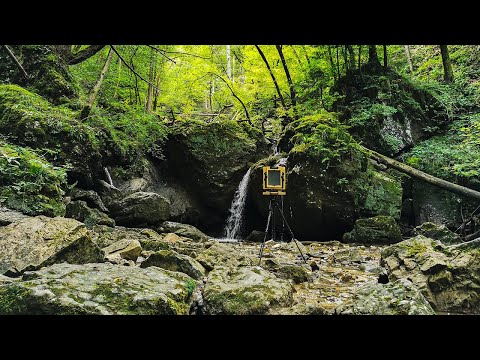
[0,285,32,314]
[362,169,403,220]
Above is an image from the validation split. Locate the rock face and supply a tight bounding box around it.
[335,279,435,315]
[108,191,171,227]
[249,152,402,241]
[102,239,142,262]
[196,242,255,271]
[203,266,294,315]
[413,222,462,245]
[0,263,196,314]
[166,121,266,232]
[381,235,480,313]
[66,200,115,228]
[141,250,206,280]
[0,206,29,226]
[157,221,209,242]
[343,216,402,244]
[0,216,104,276]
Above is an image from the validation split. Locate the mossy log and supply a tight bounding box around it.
[364,146,480,201]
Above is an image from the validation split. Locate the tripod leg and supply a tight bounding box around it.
[274,201,307,264]
[258,199,273,266]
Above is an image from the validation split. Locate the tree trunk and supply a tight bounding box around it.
[1,45,29,78]
[255,45,286,109]
[327,45,337,82]
[368,45,380,66]
[301,45,311,65]
[63,45,106,65]
[365,147,480,201]
[276,45,297,111]
[358,45,362,70]
[80,47,114,120]
[226,45,232,80]
[113,57,122,99]
[336,46,340,76]
[404,45,414,73]
[347,45,355,70]
[145,47,156,113]
[383,45,388,71]
[440,45,454,83]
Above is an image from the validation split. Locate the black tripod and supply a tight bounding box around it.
[258,195,307,265]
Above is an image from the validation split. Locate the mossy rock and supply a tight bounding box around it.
[413,222,462,245]
[66,200,115,229]
[141,249,206,280]
[203,266,294,315]
[90,225,170,251]
[0,263,195,314]
[343,215,402,245]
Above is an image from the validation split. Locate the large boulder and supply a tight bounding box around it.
[166,120,267,232]
[69,188,108,212]
[343,215,402,244]
[0,216,104,276]
[381,235,480,313]
[0,263,196,314]
[102,239,142,262]
[413,222,462,245]
[335,279,435,315]
[65,200,115,228]
[108,191,171,227]
[156,221,209,242]
[140,249,206,280]
[203,266,294,315]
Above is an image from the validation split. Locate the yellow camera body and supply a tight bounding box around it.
[262,166,286,196]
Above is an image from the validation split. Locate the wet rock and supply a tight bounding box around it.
[65,200,115,228]
[0,216,104,276]
[69,188,108,212]
[413,222,462,245]
[335,279,435,315]
[109,191,171,227]
[245,230,266,243]
[0,263,196,314]
[343,215,402,245]
[157,221,209,242]
[140,249,206,280]
[203,266,294,315]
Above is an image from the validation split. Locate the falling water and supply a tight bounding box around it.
[223,168,252,240]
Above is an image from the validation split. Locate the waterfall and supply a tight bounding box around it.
[223,168,252,240]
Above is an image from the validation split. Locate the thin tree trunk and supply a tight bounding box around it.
[365,147,480,201]
[358,45,362,69]
[80,47,114,120]
[404,45,414,73]
[327,45,337,81]
[226,45,232,80]
[0,45,29,78]
[255,45,286,109]
[383,45,388,72]
[347,45,355,70]
[336,46,340,76]
[153,56,163,111]
[66,45,106,64]
[301,45,311,65]
[276,45,297,111]
[290,45,303,66]
[113,57,122,99]
[145,47,156,113]
[440,45,454,83]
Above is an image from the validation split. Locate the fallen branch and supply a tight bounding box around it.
[1,45,29,78]
[363,146,480,201]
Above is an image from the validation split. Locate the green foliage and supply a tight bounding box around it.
[0,139,67,216]
[289,112,360,165]
[350,101,398,127]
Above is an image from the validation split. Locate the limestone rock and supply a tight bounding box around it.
[203,266,294,315]
[335,279,435,315]
[69,188,108,212]
[381,235,480,313]
[413,222,462,245]
[0,206,29,226]
[109,191,171,227]
[196,242,254,271]
[343,216,402,245]
[141,249,206,280]
[0,216,104,276]
[66,200,115,228]
[157,221,209,242]
[102,239,142,262]
[0,263,196,314]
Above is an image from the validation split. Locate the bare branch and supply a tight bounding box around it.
[1,45,29,78]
